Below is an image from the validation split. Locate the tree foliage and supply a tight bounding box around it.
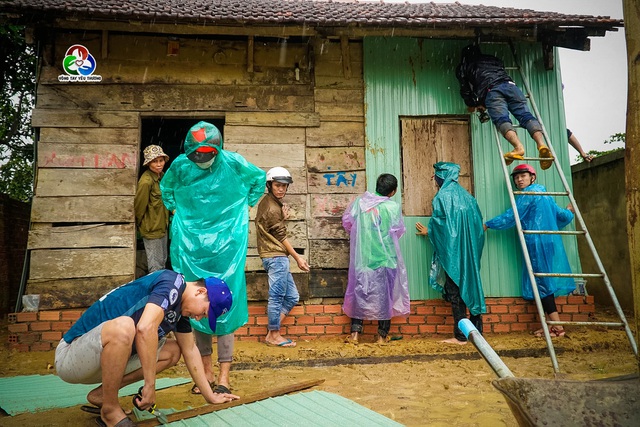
[0,24,35,202]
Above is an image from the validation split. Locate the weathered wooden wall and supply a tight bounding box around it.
[29,29,364,308]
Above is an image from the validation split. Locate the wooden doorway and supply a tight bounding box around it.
[400,116,473,216]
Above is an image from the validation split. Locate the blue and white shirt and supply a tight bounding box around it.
[63,270,192,344]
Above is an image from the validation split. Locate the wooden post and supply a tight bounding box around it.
[247,35,254,73]
[623,0,640,371]
[136,379,325,426]
[340,36,351,79]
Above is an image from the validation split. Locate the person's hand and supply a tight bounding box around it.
[467,106,476,113]
[282,204,291,220]
[483,224,488,231]
[477,106,486,112]
[297,257,310,272]
[208,392,240,405]
[415,222,427,236]
[567,204,574,213]
[582,153,594,162]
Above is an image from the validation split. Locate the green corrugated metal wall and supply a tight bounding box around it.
[363,37,581,300]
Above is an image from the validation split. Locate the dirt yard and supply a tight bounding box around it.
[0,319,637,427]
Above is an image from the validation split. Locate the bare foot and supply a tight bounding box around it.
[376,336,390,344]
[441,338,467,345]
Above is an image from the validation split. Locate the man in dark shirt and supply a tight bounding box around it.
[55,270,239,427]
[456,44,552,170]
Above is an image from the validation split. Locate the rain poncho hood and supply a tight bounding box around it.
[485,182,575,300]
[161,121,267,335]
[428,162,486,316]
[342,191,410,320]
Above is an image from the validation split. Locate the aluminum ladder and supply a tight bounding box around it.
[489,42,638,374]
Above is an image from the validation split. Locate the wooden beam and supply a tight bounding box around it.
[101,29,108,59]
[247,35,254,73]
[340,36,351,80]
[136,379,325,426]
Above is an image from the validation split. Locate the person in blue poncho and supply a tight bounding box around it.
[416,162,486,345]
[161,121,266,394]
[342,173,410,344]
[484,164,575,338]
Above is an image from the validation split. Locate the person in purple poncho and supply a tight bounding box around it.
[342,173,410,344]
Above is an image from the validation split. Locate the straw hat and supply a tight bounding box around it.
[143,145,169,166]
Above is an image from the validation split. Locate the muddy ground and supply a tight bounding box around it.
[0,317,638,427]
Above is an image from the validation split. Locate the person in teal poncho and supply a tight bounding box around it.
[416,162,485,345]
[342,173,410,344]
[484,164,575,338]
[161,121,266,394]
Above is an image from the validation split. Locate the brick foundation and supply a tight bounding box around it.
[6,296,595,351]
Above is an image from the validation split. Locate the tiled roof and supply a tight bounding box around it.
[1,0,622,30]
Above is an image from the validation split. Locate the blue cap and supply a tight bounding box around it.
[204,277,233,332]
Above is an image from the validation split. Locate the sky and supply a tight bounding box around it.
[385,0,627,160]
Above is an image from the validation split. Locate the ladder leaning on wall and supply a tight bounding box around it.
[489,42,638,374]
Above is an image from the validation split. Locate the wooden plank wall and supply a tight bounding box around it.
[28,29,365,307]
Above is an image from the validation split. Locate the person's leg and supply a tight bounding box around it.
[191,329,214,394]
[486,86,524,156]
[349,318,363,343]
[264,257,295,346]
[470,313,483,335]
[540,294,565,336]
[376,320,391,343]
[443,274,468,344]
[143,236,166,273]
[215,333,234,391]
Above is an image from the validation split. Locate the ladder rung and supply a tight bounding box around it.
[547,320,625,327]
[523,230,585,235]
[513,190,568,196]
[533,272,604,278]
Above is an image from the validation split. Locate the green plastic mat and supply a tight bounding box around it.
[0,375,191,415]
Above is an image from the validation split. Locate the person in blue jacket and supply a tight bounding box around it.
[484,164,575,338]
[161,121,266,395]
[416,162,486,345]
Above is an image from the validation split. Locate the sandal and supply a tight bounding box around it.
[550,327,566,338]
[190,381,216,395]
[538,146,554,170]
[504,151,525,166]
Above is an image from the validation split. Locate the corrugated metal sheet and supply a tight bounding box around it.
[363,37,580,299]
[163,391,403,426]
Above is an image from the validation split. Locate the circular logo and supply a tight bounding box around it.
[62,44,97,76]
[169,288,179,305]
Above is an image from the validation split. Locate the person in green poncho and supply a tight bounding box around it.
[416,162,486,345]
[161,121,266,394]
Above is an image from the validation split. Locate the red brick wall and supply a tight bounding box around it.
[7,296,595,351]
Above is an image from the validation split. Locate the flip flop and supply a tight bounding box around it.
[266,338,296,347]
[538,146,554,170]
[503,152,524,166]
[213,384,232,394]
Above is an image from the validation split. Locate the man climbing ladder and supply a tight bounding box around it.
[455,43,553,169]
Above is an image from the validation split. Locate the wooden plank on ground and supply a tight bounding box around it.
[29,248,135,280]
[226,112,320,127]
[31,196,133,223]
[39,127,139,145]
[35,169,136,196]
[306,147,365,173]
[306,121,364,147]
[136,379,325,426]
[28,224,135,249]
[31,109,139,128]
[27,275,133,309]
[309,239,349,269]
